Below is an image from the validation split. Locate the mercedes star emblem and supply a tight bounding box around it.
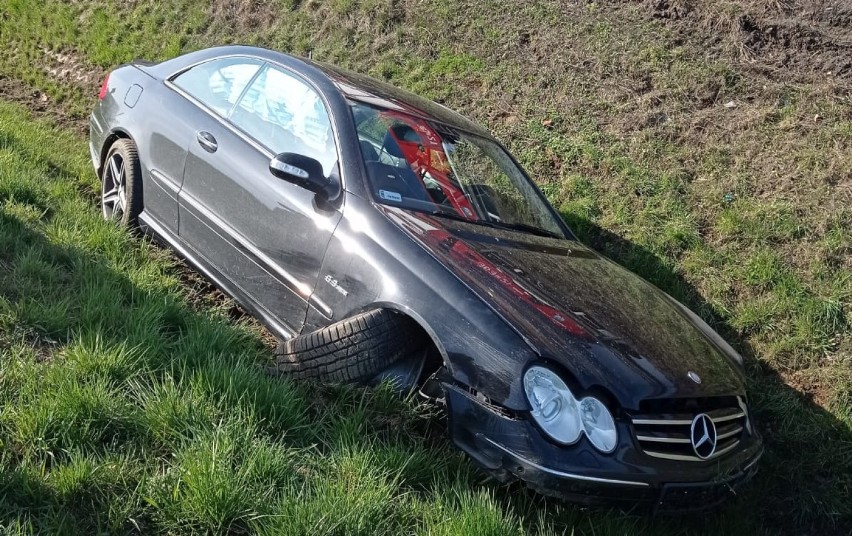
[690,413,718,459]
[688,371,702,384]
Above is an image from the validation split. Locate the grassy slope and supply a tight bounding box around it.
[0,97,752,536]
[0,0,850,533]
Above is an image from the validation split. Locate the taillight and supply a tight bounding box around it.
[98,73,110,100]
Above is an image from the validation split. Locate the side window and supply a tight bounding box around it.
[230,65,337,176]
[172,57,263,116]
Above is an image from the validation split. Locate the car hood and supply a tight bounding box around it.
[383,207,745,409]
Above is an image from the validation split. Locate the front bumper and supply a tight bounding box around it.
[445,384,763,513]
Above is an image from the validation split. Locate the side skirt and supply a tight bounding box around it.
[138,212,296,341]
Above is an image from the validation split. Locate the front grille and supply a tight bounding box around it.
[630,398,749,462]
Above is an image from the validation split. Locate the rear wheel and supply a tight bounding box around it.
[270,309,426,384]
[101,139,142,227]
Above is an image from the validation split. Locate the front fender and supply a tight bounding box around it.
[307,194,536,409]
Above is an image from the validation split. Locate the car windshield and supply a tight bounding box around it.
[351,103,565,238]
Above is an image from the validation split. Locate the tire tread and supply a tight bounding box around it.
[104,138,143,227]
[271,309,424,383]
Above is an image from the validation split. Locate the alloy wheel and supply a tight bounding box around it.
[102,152,127,220]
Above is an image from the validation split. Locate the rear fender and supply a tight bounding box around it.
[97,128,137,177]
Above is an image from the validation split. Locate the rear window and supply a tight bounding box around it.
[172,57,264,116]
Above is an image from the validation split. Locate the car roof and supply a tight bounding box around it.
[165,45,492,139]
[307,60,492,138]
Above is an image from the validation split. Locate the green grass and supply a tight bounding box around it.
[0,0,850,533]
[0,101,703,535]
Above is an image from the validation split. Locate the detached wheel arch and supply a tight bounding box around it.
[269,308,432,385]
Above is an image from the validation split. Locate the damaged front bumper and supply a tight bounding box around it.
[444,384,763,513]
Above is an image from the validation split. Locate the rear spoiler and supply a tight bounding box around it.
[129,59,160,81]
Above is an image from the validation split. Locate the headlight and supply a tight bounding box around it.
[578,396,618,453]
[523,366,582,444]
[523,365,618,453]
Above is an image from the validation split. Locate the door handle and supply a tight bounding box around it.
[196,131,218,153]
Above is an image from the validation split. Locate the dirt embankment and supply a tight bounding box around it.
[0,74,84,133]
[0,46,103,134]
[646,0,852,82]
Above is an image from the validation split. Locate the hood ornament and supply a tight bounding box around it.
[688,371,701,384]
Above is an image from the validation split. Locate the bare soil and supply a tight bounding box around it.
[0,74,85,134]
[41,47,105,96]
[645,0,852,82]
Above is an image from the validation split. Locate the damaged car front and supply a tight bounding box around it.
[334,91,763,513]
[390,204,764,513]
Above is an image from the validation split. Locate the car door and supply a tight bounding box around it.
[176,61,343,337]
[153,57,264,235]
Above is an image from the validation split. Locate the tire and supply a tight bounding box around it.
[101,138,143,227]
[270,309,426,383]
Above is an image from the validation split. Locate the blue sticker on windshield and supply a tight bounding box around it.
[379,189,402,203]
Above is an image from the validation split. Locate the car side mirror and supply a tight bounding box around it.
[269,153,341,203]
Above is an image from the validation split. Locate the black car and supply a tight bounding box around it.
[89,45,762,512]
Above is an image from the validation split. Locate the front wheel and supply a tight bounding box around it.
[270,309,426,384]
[101,139,143,227]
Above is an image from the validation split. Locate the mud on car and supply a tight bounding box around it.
[90,45,762,512]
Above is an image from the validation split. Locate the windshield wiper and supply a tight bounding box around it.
[429,210,563,239]
[486,221,563,239]
[429,209,474,223]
